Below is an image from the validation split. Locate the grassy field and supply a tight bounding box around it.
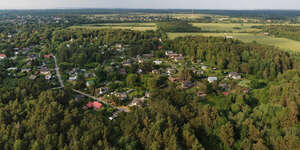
[192,23,265,33]
[70,23,157,31]
[168,32,300,52]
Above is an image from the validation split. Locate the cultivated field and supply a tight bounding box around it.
[168,32,300,52]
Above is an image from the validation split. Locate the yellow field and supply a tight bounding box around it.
[167,32,300,52]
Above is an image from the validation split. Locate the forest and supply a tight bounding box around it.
[263,25,300,41]
[0,27,299,150]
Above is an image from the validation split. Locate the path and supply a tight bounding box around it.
[52,55,64,88]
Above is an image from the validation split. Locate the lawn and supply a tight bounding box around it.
[167,32,300,53]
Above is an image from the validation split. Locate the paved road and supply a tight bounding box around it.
[53,56,64,88]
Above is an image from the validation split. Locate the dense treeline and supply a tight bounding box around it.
[264,25,300,41]
[166,36,294,80]
[157,22,202,32]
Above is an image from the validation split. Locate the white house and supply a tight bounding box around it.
[153,60,162,65]
[0,54,7,60]
[201,65,208,70]
[208,77,218,83]
[229,72,241,80]
[69,75,78,81]
[98,87,108,95]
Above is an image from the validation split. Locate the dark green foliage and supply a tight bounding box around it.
[157,22,202,32]
[168,36,294,79]
[263,25,300,41]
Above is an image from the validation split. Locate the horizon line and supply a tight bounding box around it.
[0,8,300,11]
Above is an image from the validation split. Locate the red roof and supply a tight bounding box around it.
[87,101,102,110]
[158,45,163,49]
[44,54,51,59]
[0,54,6,57]
[223,92,229,96]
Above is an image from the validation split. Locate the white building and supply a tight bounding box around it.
[208,77,218,83]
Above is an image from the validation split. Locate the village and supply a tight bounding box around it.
[0,35,251,120]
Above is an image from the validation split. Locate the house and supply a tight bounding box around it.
[40,68,50,75]
[137,69,143,74]
[153,60,162,65]
[115,43,122,49]
[195,70,204,75]
[143,53,154,58]
[44,54,51,59]
[129,97,145,107]
[68,75,78,81]
[174,56,184,62]
[226,36,233,39]
[122,60,131,67]
[166,68,177,75]
[115,92,128,101]
[84,72,96,78]
[10,56,17,60]
[223,92,229,96]
[145,92,151,98]
[169,76,179,82]
[86,101,102,110]
[98,87,108,95]
[201,65,208,70]
[86,80,95,87]
[208,77,218,83]
[0,54,7,60]
[21,68,31,73]
[181,81,194,89]
[137,56,144,63]
[165,51,174,56]
[7,67,18,71]
[119,68,127,75]
[29,75,37,80]
[243,89,249,94]
[67,68,78,75]
[229,72,241,80]
[127,89,134,94]
[45,75,52,80]
[152,69,160,74]
[197,91,207,97]
[219,83,231,91]
[28,54,38,61]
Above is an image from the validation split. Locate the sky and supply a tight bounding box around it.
[0,0,299,10]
